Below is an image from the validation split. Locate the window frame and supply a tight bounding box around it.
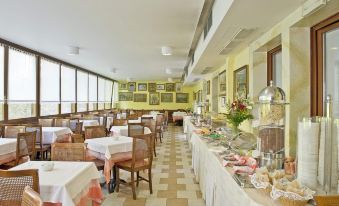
[267,45,282,86]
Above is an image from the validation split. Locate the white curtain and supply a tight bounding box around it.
[41,59,60,102]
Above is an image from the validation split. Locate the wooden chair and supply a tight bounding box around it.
[54,118,70,128]
[71,134,84,143]
[115,133,153,199]
[155,114,164,143]
[3,125,26,138]
[148,120,157,157]
[38,119,54,127]
[0,169,39,206]
[70,114,82,119]
[163,111,169,131]
[17,131,36,164]
[141,116,153,127]
[128,113,139,120]
[51,143,86,161]
[25,125,50,160]
[314,195,339,206]
[84,126,107,139]
[112,119,128,126]
[128,123,145,137]
[21,186,43,206]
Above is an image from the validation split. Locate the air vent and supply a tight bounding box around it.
[219,28,256,55]
[200,67,215,74]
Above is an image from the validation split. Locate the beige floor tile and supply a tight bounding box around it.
[166,198,188,206]
[177,191,197,199]
[145,198,167,206]
[188,199,205,206]
[157,190,177,198]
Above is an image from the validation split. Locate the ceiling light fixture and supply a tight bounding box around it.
[67,46,80,55]
[165,68,172,74]
[331,47,338,50]
[161,46,173,56]
[111,68,117,73]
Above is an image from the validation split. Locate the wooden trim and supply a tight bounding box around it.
[310,12,339,116]
[3,46,8,121]
[36,56,40,117]
[59,64,62,114]
[267,45,282,86]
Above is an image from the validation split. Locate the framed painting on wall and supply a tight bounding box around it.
[156,84,165,90]
[148,83,156,92]
[175,82,183,92]
[233,65,249,99]
[176,93,189,103]
[138,83,147,91]
[207,80,210,95]
[128,82,136,92]
[218,70,226,96]
[119,92,133,101]
[119,83,127,90]
[161,93,173,103]
[166,83,175,92]
[149,92,160,105]
[134,93,147,102]
[193,92,196,101]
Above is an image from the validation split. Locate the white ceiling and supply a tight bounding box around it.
[0,0,204,81]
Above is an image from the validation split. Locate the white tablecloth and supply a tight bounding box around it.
[11,161,100,206]
[128,117,142,123]
[142,114,157,120]
[110,126,151,137]
[80,119,99,131]
[188,121,277,206]
[0,138,17,156]
[42,127,73,144]
[85,136,133,159]
[106,116,114,129]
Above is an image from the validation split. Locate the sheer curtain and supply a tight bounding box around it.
[105,80,113,109]
[77,70,88,112]
[88,74,97,111]
[61,65,76,113]
[0,45,4,120]
[8,48,36,119]
[98,77,105,110]
[112,82,119,108]
[40,59,60,116]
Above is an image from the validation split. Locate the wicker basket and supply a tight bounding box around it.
[278,197,308,206]
[250,174,272,195]
[258,186,272,195]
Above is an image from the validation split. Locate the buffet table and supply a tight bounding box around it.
[188,120,280,206]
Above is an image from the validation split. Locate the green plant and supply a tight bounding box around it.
[226,98,253,129]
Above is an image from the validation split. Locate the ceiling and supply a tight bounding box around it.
[0,0,204,81]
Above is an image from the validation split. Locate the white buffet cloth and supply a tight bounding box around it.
[188,120,277,206]
[0,138,17,156]
[80,119,99,131]
[11,161,100,206]
[110,126,151,137]
[42,127,73,144]
[173,111,187,117]
[85,136,133,159]
[183,115,192,133]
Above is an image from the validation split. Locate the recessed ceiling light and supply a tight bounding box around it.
[331,47,338,50]
[111,68,117,73]
[67,46,79,55]
[161,46,173,56]
[165,68,172,74]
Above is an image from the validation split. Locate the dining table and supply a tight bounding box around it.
[0,138,29,165]
[10,161,104,206]
[80,119,100,131]
[41,127,73,144]
[85,136,133,192]
[110,125,151,137]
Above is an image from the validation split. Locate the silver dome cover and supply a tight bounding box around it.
[258,81,286,103]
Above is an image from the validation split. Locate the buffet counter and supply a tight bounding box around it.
[187,120,281,206]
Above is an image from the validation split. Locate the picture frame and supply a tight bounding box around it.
[207,80,210,95]
[233,65,249,99]
[134,93,147,102]
[149,92,160,105]
[119,92,133,101]
[175,82,183,92]
[119,83,127,90]
[161,93,173,103]
[127,82,136,92]
[138,83,147,91]
[165,83,175,92]
[220,96,226,108]
[148,83,156,92]
[193,92,196,101]
[156,84,165,90]
[176,93,189,103]
[219,70,226,96]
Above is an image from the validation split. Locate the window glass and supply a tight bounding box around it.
[88,74,97,111]
[40,59,60,116]
[61,65,75,113]
[112,82,118,108]
[8,49,36,119]
[0,46,4,120]
[98,77,105,110]
[272,50,282,88]
[105,80,112,109]
[77,70,88,112]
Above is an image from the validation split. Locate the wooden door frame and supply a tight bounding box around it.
[267,45,282,86]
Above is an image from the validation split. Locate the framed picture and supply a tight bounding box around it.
[166,83,175,92]
[119,92,133,101]
[148,83,156,92]
[149,92,160,105]
[128,82,136,92]
[219,70,226,96]
[207,80,210,95]
[156,84,165,90]
[134,93,147,102]
[220,96,226,108]
[138,83,147,91]
[197,90,202,102]
[193,92,196,101]
[161,93,173,103]
[119,83,127,90]
[175,82,183,92]
[233,65,249,99]
[176,93,189,103]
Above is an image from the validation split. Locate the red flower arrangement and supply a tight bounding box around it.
[226,98,254,130]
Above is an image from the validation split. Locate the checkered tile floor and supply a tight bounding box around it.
[102,125,205,206]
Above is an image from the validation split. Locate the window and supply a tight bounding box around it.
[40,59,60,116]
[112,82,118,108]
[61,65,75,113]
[77,70,88,112]
[0,45,4,120]
[88,74,97,111]
[104,80,112,109]
[267,45,282,87]
[98,77,105,110]
[8,49,36,119]
[204,10,213,39]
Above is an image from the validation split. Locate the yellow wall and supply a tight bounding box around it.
[118,81,194,110]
